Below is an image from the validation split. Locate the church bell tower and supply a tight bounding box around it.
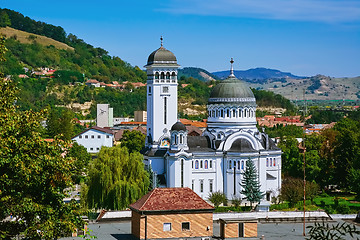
[145,37,179,148]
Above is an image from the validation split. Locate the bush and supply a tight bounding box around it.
[337,202,350,214]
[232,197,242,208]
[270,203,289,210]
[208,191,227,208]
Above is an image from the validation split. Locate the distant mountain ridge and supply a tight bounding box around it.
[178,67,219,82]
[212,67,306,81]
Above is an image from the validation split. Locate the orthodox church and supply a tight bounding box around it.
[142,39,282,202]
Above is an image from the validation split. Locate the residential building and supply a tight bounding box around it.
[71,126,113,153]
[134,111,147,122]
[130,188,214,240]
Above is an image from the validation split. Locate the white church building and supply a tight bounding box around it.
[142,39,282,202]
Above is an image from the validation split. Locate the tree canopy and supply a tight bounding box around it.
[83,146,149,210]
[120,130,146,153]
[240,159,264,207]
[0,39,84,237]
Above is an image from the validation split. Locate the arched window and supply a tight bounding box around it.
[210,160,212,168]
[192,160,194,169]
[205,160,208,169]
[160,72,165,79]
[212,110,215,117]
[241,160,244,170]
[155,72,159,79]
[174,134,178,145]
[166,72,170,79]
[239,109,242,117]
[171,72,176,79]
[200,160,203,168]
[180,134,183,144]
[195,160,199,169]
[233,109,236,118]
[229,160,232,169]
[244,109,247,117]
[270,158,272,167]
[181,159,184,187]
[227,109,230,118]
[266,158,269,167]
[221,109,224,118]
[274,158,276,166]
[238,161,240,170]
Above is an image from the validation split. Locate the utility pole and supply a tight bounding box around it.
[303,115,306,236]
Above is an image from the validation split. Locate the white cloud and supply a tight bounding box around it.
[159,0,360,23]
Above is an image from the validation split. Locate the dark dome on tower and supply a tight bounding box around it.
[147,46,177,65]
[171,121,186,131]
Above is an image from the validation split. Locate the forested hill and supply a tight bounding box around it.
[178,67,219,82]
[0,8,146,83]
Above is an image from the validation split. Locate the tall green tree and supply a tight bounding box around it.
[120,130,146,153]
[278,136,302,178]
[83,146,149,210]
[0,40,84,237]
[67,142,92,184]
[240,159,264,207]
[46,107,75,140]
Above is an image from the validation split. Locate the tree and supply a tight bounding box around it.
[0,11,11,27]
[83,146,149,210]
[120,130,146,153]
[306,222,360,240]
[46,107,75,140]
[0,40,84,237]
[240,159,264,207]
[208,191,227,208]
[280,177,303,207]
[67,142,92,184]
[278,136,302,178]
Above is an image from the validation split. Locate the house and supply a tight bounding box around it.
[219,218,258,239]
[71,126,113,153]
[130,188,214,240]
[85,79,100,88]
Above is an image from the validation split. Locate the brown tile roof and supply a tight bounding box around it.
[130,188,214,212]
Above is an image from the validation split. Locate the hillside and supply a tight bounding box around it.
[178,67,219,82]
[212,67,305,82]
[0,27,73,50]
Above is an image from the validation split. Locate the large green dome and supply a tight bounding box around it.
[147,46,178,65]
[208,76,256,105]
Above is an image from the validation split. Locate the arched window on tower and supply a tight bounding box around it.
[241,160,244,170]
[155,72,159,79]
[205,160,208,169]
[233,109,236,118]
[244,109,247,117]
[229,160,232,169]
[221,109,224,118]
[227,109,230,118]
[180,134,183,144]
[174,134,178,145]
[160,72,165,79]
[171,72,176,80]
[166,72,170,80]
[239,109,242,117]
[195,160,199,169]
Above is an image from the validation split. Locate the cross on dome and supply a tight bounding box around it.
[229,58,235,77]
[160,36,163,47]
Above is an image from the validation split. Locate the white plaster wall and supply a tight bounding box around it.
[72,129,113,153]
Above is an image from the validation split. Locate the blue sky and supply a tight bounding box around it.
[1,0,360,77]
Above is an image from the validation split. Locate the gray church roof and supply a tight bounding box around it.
[146,46,178,66]
[228,138,258,152]
[187,136,214,152]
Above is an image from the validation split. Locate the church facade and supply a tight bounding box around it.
[142,40,282,202]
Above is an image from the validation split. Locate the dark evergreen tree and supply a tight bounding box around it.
[240,158,264,207]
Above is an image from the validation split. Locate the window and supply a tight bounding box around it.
[149,86,152,94]
[209,179,213,193]
[200,180,204,193]
[204,160,208,169]
[96,147,100,151]
[270,158,272,167]
[181,159,184,188]
[164,97,167,124]
[266,158,269,167]
[85,135,88,139]
[227,109,230,118]
[166,72,170,80]
[221,109,224,118]
[161,72,165,79]
[98,135,101,139]
[233,109,236,117]
[174,135,178,145]
[210,160,212,168]
[192,179,194,190]
[195,160,199,169]
[192,160,194,169]
[162,86,169,93]
[182,222,190,231]
[180,134,183,144]
[274,158,276,166]
[106,135,110,138]
[155,72,159,79]
[200,160,203,169]
[229,160,232,169]
[163,223,171,231]
[241,161,244,170]
[90,148,93,151]
[79,135,82,139]
[238,161,240,170]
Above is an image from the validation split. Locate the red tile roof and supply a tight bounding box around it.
[130,188,214,212]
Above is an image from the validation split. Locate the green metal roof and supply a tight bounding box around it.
[147,46,177,65]
[208,76,256,105]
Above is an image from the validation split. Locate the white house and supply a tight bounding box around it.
[142,40,282,202]
[72,126,114,153]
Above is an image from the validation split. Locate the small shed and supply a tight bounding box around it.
[130,187,214,240]
[219,218,258,239]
